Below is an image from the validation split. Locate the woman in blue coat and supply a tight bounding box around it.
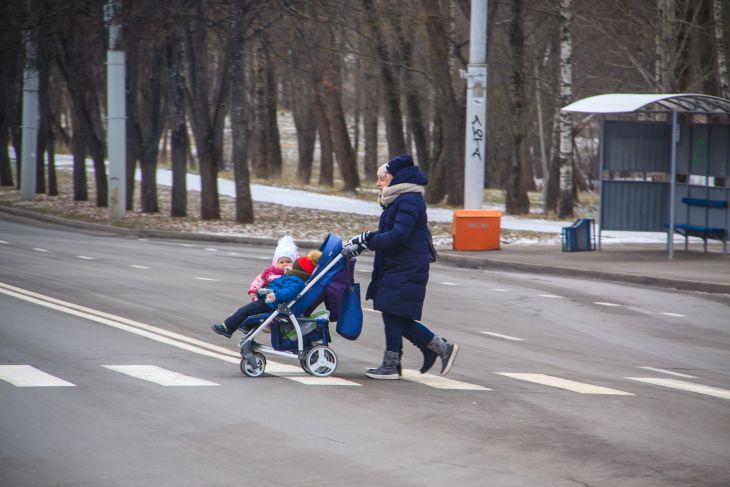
[348,154,458,379]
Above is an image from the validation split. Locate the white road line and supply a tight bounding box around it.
[480,331,524,341]
[489,288,507,292]
[227,252,239,256]
[401,369,490,390]
[264,362,359,386]
[0,281,360,387]
[0,365,75,387]
[538,294,562,298]
[195,277,218,281]
[626,377,730,400]
[660,312,686,317]
[0,240,8,244]
[205,248,219,252]
[76,255,95,260]
[637,367,698,378]
[496,373,634,395]
[32,248,49,252]
[594,301,621,307]
[103,365,219,386]
[181,243,195,247]
[131,265,150,269]
[440,282,457,286]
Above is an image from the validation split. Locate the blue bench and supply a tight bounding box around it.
[664,197,728,254]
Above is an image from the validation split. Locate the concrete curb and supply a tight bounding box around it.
[436,252,730,295]
[0,205,323,249]
[3,204,728,294]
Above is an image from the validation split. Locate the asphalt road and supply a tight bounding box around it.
[1,216,729,487]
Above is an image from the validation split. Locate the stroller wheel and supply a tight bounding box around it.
[302,346,338,377]
[240,353,266,377]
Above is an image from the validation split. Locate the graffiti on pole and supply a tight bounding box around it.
[471,114,483,161]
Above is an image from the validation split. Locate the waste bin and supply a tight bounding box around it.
[561,218,596,251]
[453,210,501,251]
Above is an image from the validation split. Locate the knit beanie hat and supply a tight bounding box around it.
[272,235,299,264]
[377,163,388,177]
[385,154,414,177]
[286,250,322,281]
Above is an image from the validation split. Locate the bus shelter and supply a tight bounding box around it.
[562,93,730,258]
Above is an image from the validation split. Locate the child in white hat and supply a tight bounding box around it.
[247,235,299,301]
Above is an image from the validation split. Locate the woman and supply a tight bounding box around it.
[348,154,458,379]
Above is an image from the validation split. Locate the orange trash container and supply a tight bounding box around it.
[452,210,502,251]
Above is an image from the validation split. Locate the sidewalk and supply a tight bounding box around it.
[438,243,730,294]
[2,205,729,294]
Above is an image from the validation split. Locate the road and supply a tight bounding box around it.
[1,215,729,486]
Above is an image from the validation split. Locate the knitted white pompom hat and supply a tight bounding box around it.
[272,235,299,264]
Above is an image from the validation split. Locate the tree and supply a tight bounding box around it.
[168,16,189,217]
[362,0,407,157]
[557,0,574,219]
[505,0,530,214]
[712,0,728,98]
[421,0,465,206]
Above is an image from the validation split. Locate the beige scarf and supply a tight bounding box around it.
[379,183,425,207]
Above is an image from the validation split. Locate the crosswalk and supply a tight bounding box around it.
[2,364,728,400]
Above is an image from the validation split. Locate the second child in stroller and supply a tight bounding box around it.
[212,250,322,338]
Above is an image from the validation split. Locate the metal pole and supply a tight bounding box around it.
[668,111,678,259]
[20,10,39,201]
[106,0,126,219]
[598,116,605,251]
[463,0,487,209]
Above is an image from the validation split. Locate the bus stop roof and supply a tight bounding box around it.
[562,93,730,115]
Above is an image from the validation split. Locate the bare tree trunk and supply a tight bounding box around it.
[315,93,334,186]
[713,0,729,98]
[421,0,465,206]
[393,16,431,174]
[292,80,316,184]
[362,0,406,157]
[70,105,88,201]
[506,0,530,214]
[319,26,359,191]
[557,0,574,219]
[0,30,19,187]
[264,38,282,177]
[228,0,254,224]
[168,23,188,217]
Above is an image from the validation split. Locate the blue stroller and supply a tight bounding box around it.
[237,234,354,378]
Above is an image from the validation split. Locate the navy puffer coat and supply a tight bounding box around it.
[366,166,430,320]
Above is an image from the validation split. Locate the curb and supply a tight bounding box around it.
[436,252,730,295]
[3,205,728,294]
[0,205,323,249]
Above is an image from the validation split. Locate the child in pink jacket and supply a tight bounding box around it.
[247,235,299,301]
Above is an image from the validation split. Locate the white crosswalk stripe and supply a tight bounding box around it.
[401,369,490,390]
[496,373,634,395]
[103,365,219,386]
[0,365,75,387]
[626,377,730,400]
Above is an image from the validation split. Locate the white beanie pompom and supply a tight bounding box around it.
[272,235,299,264]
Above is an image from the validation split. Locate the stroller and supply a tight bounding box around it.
[237,234,355,378]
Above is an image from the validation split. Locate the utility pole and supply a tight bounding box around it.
[20,0,39,201]
[106,0,126,219]
[463,0,488,209]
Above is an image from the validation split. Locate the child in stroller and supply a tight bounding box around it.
[234,234,355,378]
[212,250,321,338]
